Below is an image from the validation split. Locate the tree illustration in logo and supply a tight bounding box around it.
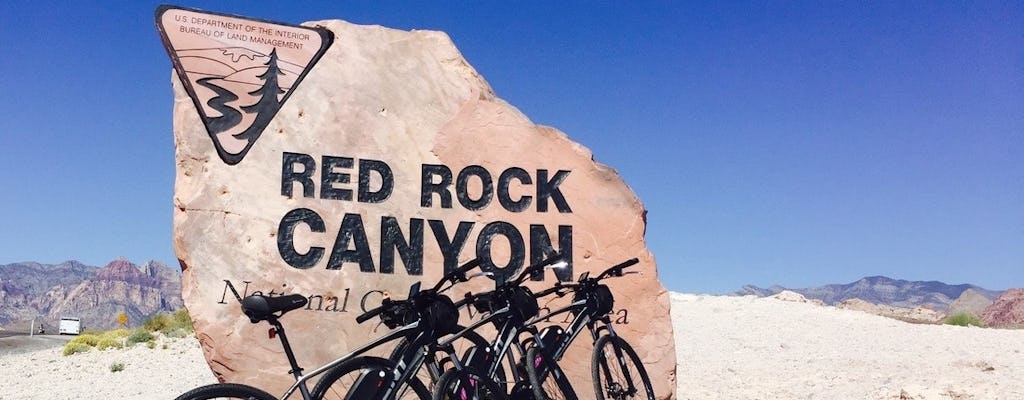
[238,48,285,142]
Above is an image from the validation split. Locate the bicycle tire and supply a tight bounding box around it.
[591,336,655,400]
[525,346,578,400]
[312,356,430,400]
[173,383,276,400]
[431,366,509,400]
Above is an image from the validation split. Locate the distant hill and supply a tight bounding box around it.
[735,276,1002,312]
[0,258,182,332]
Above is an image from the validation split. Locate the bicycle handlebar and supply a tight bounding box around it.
[511,254,567,286]
[595,258,639,280]
[356,298,393,324]
[356,258,481,325]
[532,283,569,298]
[453,292,476,309]
[432,258,482,292]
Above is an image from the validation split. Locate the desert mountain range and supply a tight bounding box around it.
[738,276,1023,327]
[0,258,182,332]
[1,260,1021,332]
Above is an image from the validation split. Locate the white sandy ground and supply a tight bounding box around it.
[1,293,1022,399]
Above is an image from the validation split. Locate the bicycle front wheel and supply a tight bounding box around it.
[591,336,654,400]
[431,367,508,400]
[313,356,430,400]
[525,346,578,400]
[173,383,276,400]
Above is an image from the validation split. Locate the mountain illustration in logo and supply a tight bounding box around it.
[156,6,334,165]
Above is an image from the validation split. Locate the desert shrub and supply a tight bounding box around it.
[163,327,191,339]
[140,309,194,335]
[944,312,985,327]
[96,337,124,350]
[110,362,125,372]
[62,342,92,356]
[69,334,101,347]
[103,328,131,339]
[127,329,154,344]
[80,328,103,336]
[143,313,171,332]
[146,340,156,349]
[169,309,194,333]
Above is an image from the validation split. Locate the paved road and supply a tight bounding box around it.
[0,334,73,356]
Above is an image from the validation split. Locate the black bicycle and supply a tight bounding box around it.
[173,258,483,400]
[525,258,654,400]
[432,254,578,400]
[313,260,498,400]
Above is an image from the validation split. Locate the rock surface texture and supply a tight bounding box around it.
[981,289,1024,328]
[171,20,674,398]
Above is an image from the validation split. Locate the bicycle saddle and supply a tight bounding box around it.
[241,294,309,323]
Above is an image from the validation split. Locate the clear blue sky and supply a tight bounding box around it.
[1,2,1020,294]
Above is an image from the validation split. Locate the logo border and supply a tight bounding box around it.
[155,4,335,165]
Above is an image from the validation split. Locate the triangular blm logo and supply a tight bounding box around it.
[155,5,333,165]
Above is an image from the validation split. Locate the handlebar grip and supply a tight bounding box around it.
[433,258,484,292]
[355,305,385,324]
[613,258,640,271]
[455,258,482,279]
[596,258,641,280]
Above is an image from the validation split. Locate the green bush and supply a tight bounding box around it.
[96,337,124,350]
[171,309,194,332]
[146,340,156,349]
[69,334,101,347]
[110,362,125,372]
[127,329,154,344]
[143,313,170,332]
[104,328,131,339]
[141,309,193,335]
[62,342,92,356]
[162,327,191,339]
[944,312,985,327]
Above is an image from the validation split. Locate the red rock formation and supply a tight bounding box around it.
[95,257,155,286]
[166,10,674,399]
[980,289,1024,328]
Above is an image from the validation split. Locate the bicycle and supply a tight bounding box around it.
[173,258,483,400]
[432,254,579,400]
[524,258,655,400]
[313,261,500,400]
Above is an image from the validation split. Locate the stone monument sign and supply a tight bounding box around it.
[157,5,675,399]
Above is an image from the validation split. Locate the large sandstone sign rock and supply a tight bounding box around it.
[160,6,674,399]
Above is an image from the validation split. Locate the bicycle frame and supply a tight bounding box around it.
[528,297,611,361]
[526,290,641,397]
[273,319,421,400]
[437,303,539,389]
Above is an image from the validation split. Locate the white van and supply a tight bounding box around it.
[59,317,81,335]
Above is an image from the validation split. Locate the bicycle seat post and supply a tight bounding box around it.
[268,317,313,399]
